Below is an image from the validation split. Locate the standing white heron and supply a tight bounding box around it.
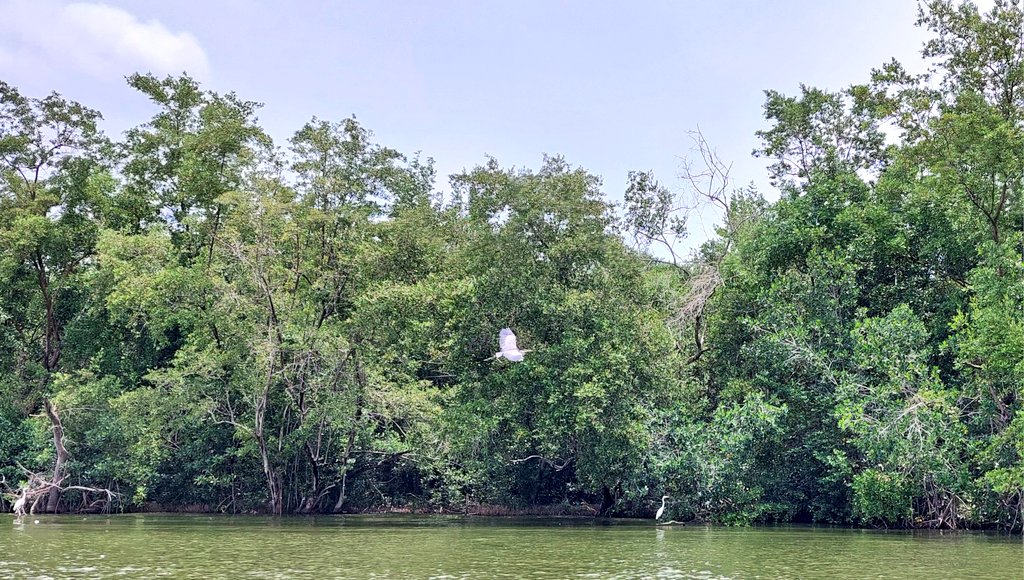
[493,328,531,362]
[655,495,669,521]
[12,487,27,517]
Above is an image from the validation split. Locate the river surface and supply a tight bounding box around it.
[0,514,1021,578]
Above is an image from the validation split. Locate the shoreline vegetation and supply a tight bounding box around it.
[2,0,1023,532]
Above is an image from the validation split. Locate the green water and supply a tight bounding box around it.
[1,515,1021,579]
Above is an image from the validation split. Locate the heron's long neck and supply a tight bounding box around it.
[660,497,666,509]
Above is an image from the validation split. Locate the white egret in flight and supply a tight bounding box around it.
[655,495,669,521]
[494,328,531,362]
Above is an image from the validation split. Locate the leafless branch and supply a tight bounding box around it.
[510,455,574,471]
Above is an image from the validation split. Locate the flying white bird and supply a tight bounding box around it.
[494,328,531,362]
[655,495,669,521]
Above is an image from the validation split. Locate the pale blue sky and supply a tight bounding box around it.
[1,1,957,245]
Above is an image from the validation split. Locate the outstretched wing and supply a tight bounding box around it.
[499,328,519,353]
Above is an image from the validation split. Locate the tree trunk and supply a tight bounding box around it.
[299,441,321,514]
[33,252,61,371]
[255,373,284,515]
[333,348,366,513]
[332,400,364,513]
[599,482,623,516]
[256,432,283,515]
[43,399,69,513]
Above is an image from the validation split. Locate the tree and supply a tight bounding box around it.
[755,85,886,187]
[0,80,112,512]
[442,156,683,513]
[839,305,969,528]
[119,73,270,258]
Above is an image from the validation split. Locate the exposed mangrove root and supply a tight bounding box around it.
[4,465,122,516]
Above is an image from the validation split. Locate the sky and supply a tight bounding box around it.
[0,1,979,248]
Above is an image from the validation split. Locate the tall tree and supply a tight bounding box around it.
[0,80,111,511]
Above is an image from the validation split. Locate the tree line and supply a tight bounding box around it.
[1,0,1022,530]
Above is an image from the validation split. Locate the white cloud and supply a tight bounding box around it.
[0,0,210,80]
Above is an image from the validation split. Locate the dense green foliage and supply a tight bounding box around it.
[1,1,1022,529]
